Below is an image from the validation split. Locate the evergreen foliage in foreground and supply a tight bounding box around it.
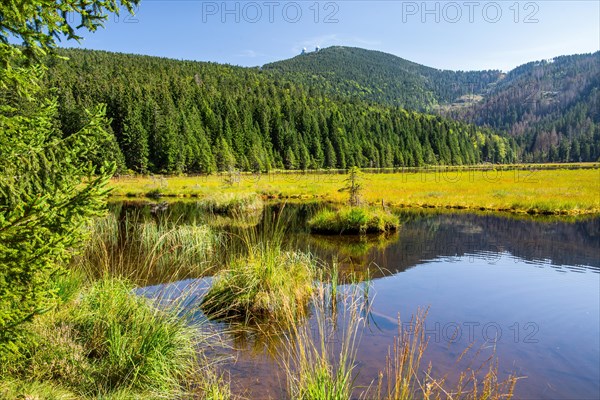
[0,47,114,355]
[0,0,138,363]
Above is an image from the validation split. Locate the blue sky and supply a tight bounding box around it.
[62,0,599,71]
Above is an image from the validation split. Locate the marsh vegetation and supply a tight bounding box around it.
[4,199,599,399]
[110,165,600,215]
[1,2,597,399]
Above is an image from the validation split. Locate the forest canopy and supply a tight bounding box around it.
[45,48,517,174]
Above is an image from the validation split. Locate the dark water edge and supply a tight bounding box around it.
[120,201,599,399]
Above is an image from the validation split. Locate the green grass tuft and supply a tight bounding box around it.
[1,277,222,399]
[201,207,316,323]
[70,278,198,395]
[197,192,264,216]
[201,249,315,323]
[308,206,399,234]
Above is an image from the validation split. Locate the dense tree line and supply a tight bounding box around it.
[45,48,516,174]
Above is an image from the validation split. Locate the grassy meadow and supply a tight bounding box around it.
[110,164,600,215]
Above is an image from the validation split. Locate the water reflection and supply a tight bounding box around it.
[113,200,599,278]
[123,201,598,399]
[299,209,599,279]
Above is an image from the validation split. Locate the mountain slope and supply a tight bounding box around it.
[264,46,600,161]
[444,53,600,161]
[263,46,502,110]
[263,46,502,111]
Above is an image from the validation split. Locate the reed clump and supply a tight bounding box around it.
[201,206,316,324]
[377,308,518,400]
[282,282,368,400]
[308,206,399,234]
[75,211,221,285]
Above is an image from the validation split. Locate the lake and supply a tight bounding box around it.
[128,202,599,399]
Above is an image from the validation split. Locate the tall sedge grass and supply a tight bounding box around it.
[279,289,518,400]
[1,275,231,399]
[75,211,221,285]
[201,206,316,323]
[378,308,430,399]
[282,280,369,400]
[377,308,518,400]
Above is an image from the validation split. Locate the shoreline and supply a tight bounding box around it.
[108,164,600,216]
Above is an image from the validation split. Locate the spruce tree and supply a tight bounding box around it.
[0,0,138,358]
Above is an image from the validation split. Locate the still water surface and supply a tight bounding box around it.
[131,203,599,399]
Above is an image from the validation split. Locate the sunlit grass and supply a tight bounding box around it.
[375,308,518,400]
[308,206,399,234]
[196,192,264,215]
[281,282,368,400]
[1,275,230,399]
[109,165,600,214]
[74,211,222,285]
[201,208,316,324]
[201,248,316,323]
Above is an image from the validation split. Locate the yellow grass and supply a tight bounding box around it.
[109,165,600,215]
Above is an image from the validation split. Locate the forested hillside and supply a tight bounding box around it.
[263,46,502,110]
[45,48,515,174]
[265,46,600,162]
[445,53,600,162]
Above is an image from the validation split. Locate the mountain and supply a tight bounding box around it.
[264,46,600,162]
[43,48,515,174]
[443,53,600,162]
[263,46,503,110]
